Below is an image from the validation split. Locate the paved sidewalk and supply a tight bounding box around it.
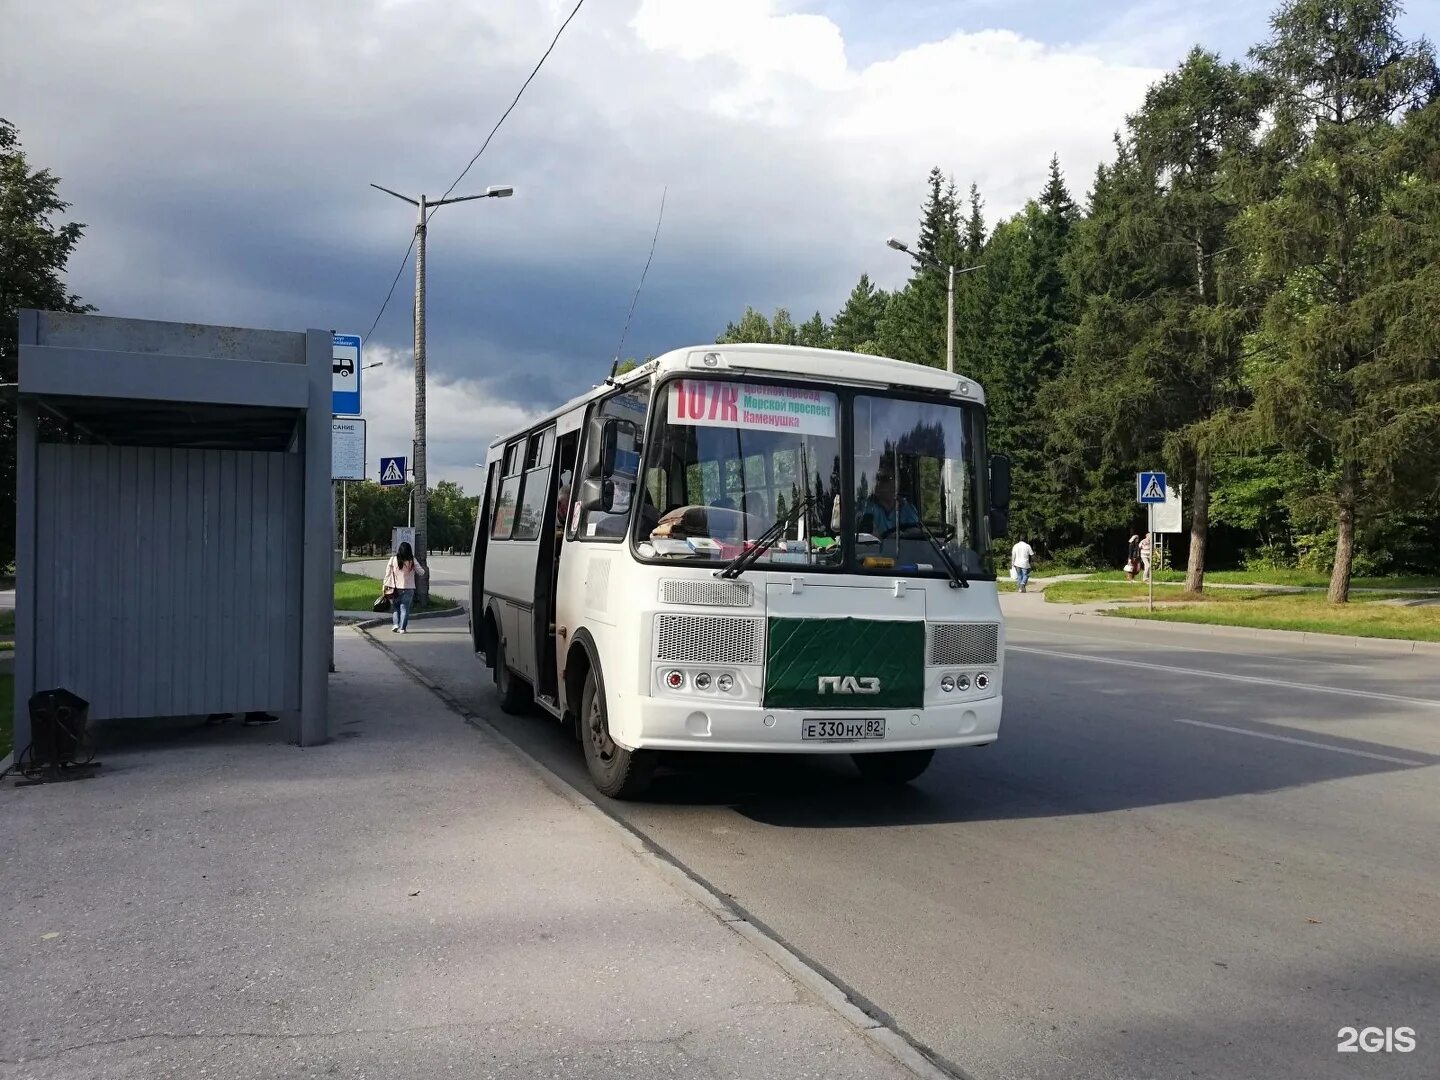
[0,630,909,1080]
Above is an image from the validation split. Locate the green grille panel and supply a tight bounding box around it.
[764,618,924,710]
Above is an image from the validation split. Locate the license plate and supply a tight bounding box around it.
[801,718,886,741]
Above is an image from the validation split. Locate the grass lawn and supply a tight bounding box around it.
[334,572,458,613]
[0,673,12,759]
[1041,580,1252,605]
[1088,567,1440,590]
[1110,593,1440,642]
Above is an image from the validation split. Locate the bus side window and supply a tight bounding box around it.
[491,438,524,539]
[512,428,555,541]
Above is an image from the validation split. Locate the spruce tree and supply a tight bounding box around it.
[1242,0,1439,601]
[831,274,887,353]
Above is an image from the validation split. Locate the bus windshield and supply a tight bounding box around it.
[634,376,988,577]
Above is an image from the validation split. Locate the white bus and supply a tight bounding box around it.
[470,344,1012,798]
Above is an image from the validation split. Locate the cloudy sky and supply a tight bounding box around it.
[6,0,1437,487]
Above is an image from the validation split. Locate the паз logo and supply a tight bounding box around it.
[817,676,880,694]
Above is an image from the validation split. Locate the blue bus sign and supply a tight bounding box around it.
[332,333,362,416]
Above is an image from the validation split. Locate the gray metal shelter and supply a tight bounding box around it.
[13,311,334,749]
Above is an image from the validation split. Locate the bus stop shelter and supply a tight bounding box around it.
[12,311,334,751]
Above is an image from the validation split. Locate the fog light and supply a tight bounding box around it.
[665,670,685,690]
[940,675,955,693]
[716,673,734,692]
[956,674,971,692]
[975,673,990,690]
[694,672,713,690]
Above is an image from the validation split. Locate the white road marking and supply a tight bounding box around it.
[1007,645,1440,710]
[1005,625,1344,668]
[1169,718,1427,766]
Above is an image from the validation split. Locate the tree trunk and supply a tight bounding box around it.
[1184,456,1211,593]
[1328,462,1357,604]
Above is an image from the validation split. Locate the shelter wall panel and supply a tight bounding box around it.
[34,445,303,720]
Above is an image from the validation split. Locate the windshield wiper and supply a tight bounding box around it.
[717,495,812,579]
[912,518,969,589]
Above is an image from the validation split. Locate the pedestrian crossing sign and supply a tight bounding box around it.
[1137,471,1166,504]
[380,456,407,486]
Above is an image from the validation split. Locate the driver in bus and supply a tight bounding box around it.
[858,462,919,536]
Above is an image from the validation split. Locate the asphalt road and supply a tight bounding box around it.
[357,558,1440,1080]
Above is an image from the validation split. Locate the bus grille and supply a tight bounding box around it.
[654,615,764,665]
[928,623,999,666]
[659,579,753,607]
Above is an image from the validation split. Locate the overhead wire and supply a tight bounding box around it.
[614,186,667,364]
[430,0,587,220]
[362,0,588,338]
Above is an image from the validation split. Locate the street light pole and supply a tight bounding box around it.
[413,193,428,601]
[946,263,955,375]
[371,182,512,605]
[885,237,980,375]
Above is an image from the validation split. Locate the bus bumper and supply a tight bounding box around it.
[616,696,1003,754]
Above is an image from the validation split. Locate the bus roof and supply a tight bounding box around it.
[487,344,985,450]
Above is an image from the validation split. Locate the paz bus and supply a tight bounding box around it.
[469,344,1012,799]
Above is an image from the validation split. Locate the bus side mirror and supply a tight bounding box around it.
[988,453,1011,538]
[587,418,619,479]
[580,477,614,513]
[989,453,1011,510]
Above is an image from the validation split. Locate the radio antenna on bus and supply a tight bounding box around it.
[610,186,667,383]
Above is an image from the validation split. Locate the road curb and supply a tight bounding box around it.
[1051,610,1440,656]
[343,603,465,630]
[354,626,970,1080]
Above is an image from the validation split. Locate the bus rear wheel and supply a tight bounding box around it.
[580,668,655,799]
[494,637,532,715]
[853,749,934,785]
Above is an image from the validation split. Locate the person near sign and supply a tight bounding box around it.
[1138,534,1153,583]
[384,541,427,633]
[1126,534,1142,580]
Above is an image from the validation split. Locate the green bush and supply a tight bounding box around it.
[1240,543,1296,573]
[1042,545,1098,572]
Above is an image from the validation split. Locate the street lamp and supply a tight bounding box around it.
[885,237,982,375]
[371,181,513,605]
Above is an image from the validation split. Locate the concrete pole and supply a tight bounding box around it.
[413,195,429,606]
[946,263,956,374]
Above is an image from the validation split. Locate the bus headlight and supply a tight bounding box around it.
[694,672,713,690]
[956,674,971,692]
[716,673,734,692]
[940,675,955,693]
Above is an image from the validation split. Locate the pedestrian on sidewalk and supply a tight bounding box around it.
[1010,537,1034,593]
[1138,534,1153,583]
[384,541,427,634]
[1126,534,1142,581]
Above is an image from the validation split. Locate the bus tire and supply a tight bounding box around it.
[580,667,654,799]
[494,637,532,715]
[853,749,934,785]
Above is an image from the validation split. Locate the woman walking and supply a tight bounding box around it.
[384,542,427,633]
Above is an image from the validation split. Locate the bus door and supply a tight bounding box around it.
[535,430,579,702]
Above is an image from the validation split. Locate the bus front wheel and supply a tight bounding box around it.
[581,668,655,799]
[853,749,934,785]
